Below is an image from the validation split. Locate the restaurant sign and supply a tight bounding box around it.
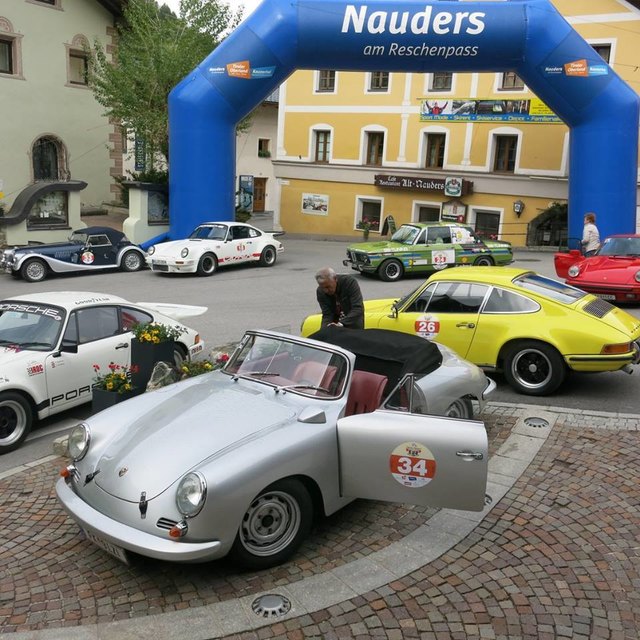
[375,174,473,195]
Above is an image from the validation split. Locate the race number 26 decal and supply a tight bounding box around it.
[390,441,436,488]
[414,314,440,339]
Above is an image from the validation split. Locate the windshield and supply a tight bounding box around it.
[189,225,228,241]
[225,334,348,398]
[512,273,586,304]
[390,225,420,245]
[0,302,65,351]
[598,237,640,257]
[69,232,88,244]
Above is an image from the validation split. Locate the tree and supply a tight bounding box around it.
[89,0,244,165]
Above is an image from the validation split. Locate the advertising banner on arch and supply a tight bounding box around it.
[419,97,562,123]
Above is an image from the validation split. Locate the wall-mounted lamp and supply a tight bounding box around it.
[513,200,525,217]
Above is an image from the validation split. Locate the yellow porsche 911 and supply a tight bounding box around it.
[301,267,640,396]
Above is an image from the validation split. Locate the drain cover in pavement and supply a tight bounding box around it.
[252,593,292,618]
[524,416,550,428]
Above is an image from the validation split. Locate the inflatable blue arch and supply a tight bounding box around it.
[164,0,639,244]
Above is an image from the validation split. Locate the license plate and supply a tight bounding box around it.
[595,293,616,301]
[83,528,129,564]
[153,263,169,272]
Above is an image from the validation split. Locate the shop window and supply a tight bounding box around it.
[314,130,331,163]
[500,72,524,90]
[475,211,501,239]
[317,70,335,92]
[357,199,382,230]
[365,132,384,166]
[425,133,445,169]
[27,191,69,229]
[418,206,440,223]
[369,72,389,92]
[493,135,518,173]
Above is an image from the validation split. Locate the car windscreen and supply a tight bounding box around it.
[69,232,88,244]
[390,225,420,245]
[599,237,640,257]
[512,273,587,304]
[224,334,348,398]
[189,225,228,240]
[0,302,65,351]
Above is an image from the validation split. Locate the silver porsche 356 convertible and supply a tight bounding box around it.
[57,328,494,569]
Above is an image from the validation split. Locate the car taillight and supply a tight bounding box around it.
[601,343,632,355]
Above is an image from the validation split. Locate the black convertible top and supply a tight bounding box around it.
[310,327,443,390]
[75,226,128,245]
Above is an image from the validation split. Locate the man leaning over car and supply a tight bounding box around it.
[315,267,364,329]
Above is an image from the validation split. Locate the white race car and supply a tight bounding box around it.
[146,222,284,276]
[0,292,206,453]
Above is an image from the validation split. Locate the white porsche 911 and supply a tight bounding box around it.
[146,222,284,276]
[0,292,206,453]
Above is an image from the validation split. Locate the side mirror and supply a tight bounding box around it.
[388,304,398,319]
[59,342,78,354]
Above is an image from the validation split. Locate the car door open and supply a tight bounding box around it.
[337,410,488,512]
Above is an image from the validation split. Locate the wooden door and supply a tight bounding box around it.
[253,178,266,213]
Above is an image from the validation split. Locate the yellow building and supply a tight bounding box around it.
[273,0,640,247]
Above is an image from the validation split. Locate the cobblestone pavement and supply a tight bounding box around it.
[0,403,638,639]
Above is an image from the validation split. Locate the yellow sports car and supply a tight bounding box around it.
[301,267,640,396]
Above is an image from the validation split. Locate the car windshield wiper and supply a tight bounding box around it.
[17,341,52,349]
[277,383,331,395]
[243,371,281,377]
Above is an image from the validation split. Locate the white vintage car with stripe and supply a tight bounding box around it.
[0,292,206,453]
[146,222,284,276]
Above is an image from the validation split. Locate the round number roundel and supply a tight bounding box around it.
[81,251,95,264]
[414,314,439,339]
[389,441,437,488]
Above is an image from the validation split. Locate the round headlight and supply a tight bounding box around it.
[147,245,156,255]
[568,265,580,278]
[181,247,189,258]
[176,472,206,517]
[635,270,640,283]
[67,423,90,461]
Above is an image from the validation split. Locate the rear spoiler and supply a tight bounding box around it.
[135,302,208,321]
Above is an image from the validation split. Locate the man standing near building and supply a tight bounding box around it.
[315,267,364,329]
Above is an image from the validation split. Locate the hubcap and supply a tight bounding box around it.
[26,263,44,280]
[240,491,301,557]
[125,254,140,269]
[0,401,26,445]
[512,349,552,389]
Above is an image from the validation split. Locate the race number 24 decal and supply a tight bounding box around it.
[390,441,436,488]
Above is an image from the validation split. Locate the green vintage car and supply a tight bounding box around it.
[343,222,513,281]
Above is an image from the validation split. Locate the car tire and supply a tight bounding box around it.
[20,258,48,283]
[230,478,313,570]
[259,245,277,267]
[120,250,144,272]
[196,253,217,276]
[474,255,495,266]
[173,343,188,368]
[378,259,404,282]
[0,392,33,454]
[503,340,566,396]
[444,398,473,419]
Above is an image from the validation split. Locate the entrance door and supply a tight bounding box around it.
[253,178,266,213]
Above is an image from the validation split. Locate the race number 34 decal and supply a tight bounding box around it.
[390,441,436,488]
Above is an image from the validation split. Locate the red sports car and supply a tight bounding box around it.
[554,234,640,303]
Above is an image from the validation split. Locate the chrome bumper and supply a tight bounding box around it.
[56,478,223,562]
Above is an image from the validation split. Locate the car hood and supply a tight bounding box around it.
[572,256,640,284]
[0,347,45,377]
[150,239,221,256]
[94,379,296,501]
[363,298,395,313]
[348,240,411,253]
[14,242,78,254]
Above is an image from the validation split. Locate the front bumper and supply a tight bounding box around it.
[147,258,197,273]
[56,478,224,562]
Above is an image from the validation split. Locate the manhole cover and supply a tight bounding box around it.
[524,416,550,428]
[252,593,292,618]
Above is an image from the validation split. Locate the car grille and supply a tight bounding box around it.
[583,297,615,318]
[347,250,368,266]
[156,517,178,530]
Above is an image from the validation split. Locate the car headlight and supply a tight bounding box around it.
[181,247,189,258]
[147,245,156,255]
[176,472,206,517]
[67,423,90,461]
[635,270,640,283]
[567,265,580,277]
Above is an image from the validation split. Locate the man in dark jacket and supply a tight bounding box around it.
[315,267,364,329]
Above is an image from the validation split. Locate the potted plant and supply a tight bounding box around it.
[356,218,379,241]
[92,363,138,412]
[130,322,186,391]
[177,352,229,379]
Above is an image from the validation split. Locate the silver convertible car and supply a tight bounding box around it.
[57,329,494,569]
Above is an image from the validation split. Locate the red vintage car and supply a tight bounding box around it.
[554,234,640,303]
